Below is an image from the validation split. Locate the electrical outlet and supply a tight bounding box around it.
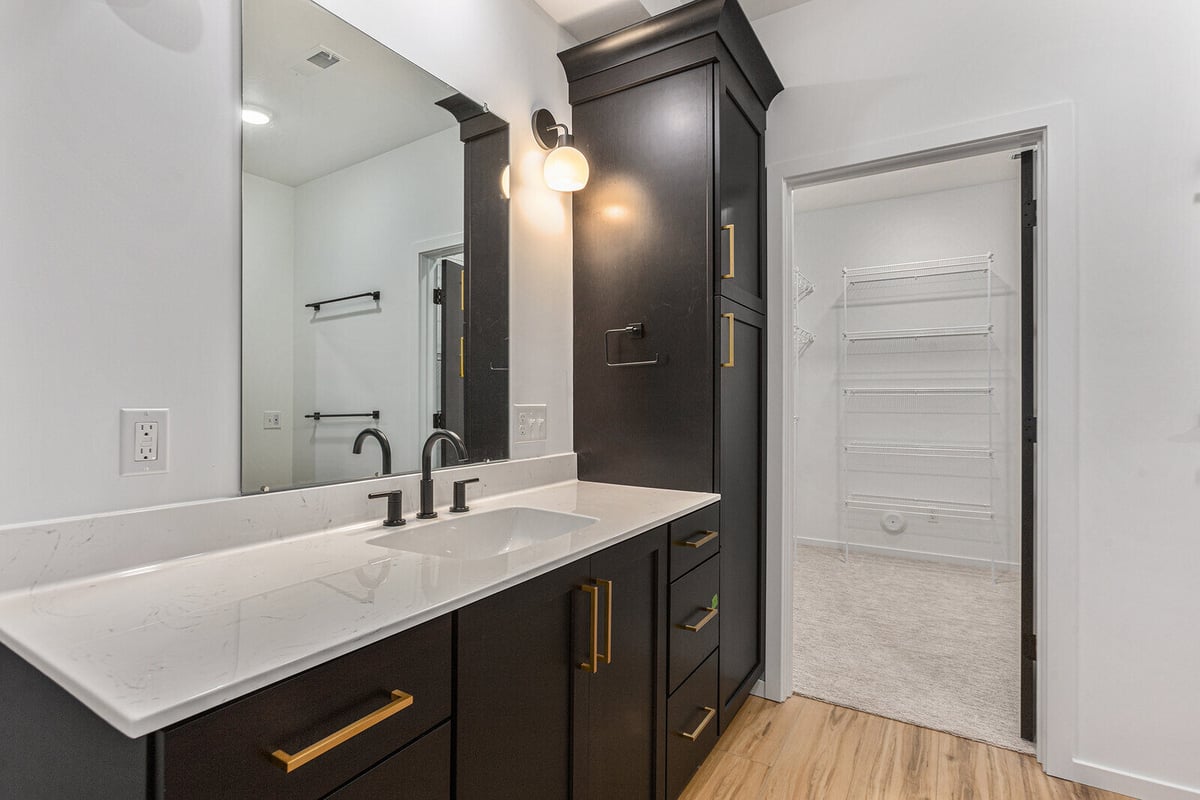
[514,404,547,443]
[263,411,282,430]
[121,408,169,476]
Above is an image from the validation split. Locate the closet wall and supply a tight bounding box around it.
[792,170,1021,567]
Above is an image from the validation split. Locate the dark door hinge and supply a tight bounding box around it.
[433,288,444,305]
[1023,198,1037,228]
[433,411,445,428]
[1023,416,1038,444]
[1025,633,1037,661]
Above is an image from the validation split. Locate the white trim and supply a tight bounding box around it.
[766,103,1079,784]
[793,536,1020,572]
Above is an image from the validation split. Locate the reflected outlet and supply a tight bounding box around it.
[514,404,547,443]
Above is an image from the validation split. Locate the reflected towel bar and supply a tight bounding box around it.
[305,291,381,311]
[305,411,381,421]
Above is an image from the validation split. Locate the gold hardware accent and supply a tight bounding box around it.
[677,530,718,549]
[597,578,613,665]
[680,606,718,632]
[721,313,735,368]
[579,584,599,673]
[677,706,717,741]
[721,224,735,279]
[459,336,464,379]
[459,269,465,311]
[270,689,414,773]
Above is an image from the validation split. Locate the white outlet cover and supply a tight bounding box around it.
[513,404,547,443]
[120,408,170,476]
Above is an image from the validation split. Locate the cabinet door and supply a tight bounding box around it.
[716,74,766,314]
[715,298,765,729]
[456,560,593,800]
[584,527,669,800]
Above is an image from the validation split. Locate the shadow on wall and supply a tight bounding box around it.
[105,0,203,53]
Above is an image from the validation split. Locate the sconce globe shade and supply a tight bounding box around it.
[241,107,272,125]
[543,145,589,192]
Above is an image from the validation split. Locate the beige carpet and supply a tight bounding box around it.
[792,544,1032,753]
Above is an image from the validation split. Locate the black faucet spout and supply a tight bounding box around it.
[418,429,469,519]
[352,428,392,475]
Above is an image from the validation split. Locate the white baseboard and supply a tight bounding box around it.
[793,535,1019,572]
[1063,759,1200,800]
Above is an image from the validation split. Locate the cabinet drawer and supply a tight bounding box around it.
[161,616,452,800]
[669,503,720,581]
[326,721,450,800]
[667,650,719,800]
[668,553,719,693]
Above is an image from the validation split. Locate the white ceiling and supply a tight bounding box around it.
[242,0,460,187]
[536,0,814,43]
[791,151,1022,213]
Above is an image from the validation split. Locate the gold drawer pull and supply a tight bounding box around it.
[459,336,465,378]
[721,224,735,279]
[677,530,718,549]
[677,706,717,741]
[680,606,718,632]
[721,312,735,368]
[271,689,414,773]
[598,578,613,665]
[580,583,599,673]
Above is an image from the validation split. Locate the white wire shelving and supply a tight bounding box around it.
[838,253,1000,578]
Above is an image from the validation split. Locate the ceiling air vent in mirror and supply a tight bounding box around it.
[292,46,346,77]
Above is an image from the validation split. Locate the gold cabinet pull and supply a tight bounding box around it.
[458,336,465,378]
[721,313,735,368]
[459,268,465,311]
[677,706,717,741]
[579,583,599,673]
[680,606,718,633]
[597,579,613,665]
[721,224,735,279]
[677,530,718,549]
[270,689,414,773]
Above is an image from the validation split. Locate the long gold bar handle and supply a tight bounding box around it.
[721,224,735,279]
[721,313,735,368]
[458,336,465,379]
[677,530,718,549]
[680,606,718,633]
[677,706,717,741]
[459,268,465,311]
[270,690,414,773]
[579,584,599,673]
[597,579,613,665]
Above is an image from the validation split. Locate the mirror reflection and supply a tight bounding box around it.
[241,0,509,494]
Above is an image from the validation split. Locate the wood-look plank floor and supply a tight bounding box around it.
[678,696,1136,800]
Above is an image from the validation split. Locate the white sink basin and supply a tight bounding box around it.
[367,506,597,560]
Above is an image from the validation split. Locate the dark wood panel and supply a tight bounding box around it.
[669,553,720,694]
[668,502,720,581]
[715,298,765,729]
[0,645,150,799]
[325,722,451,800]
[456,561,592,800]
[586,528,669,800]
[716,86,765,309]
[666,650,720,800]
[161,617,452,800]
[572,66,716,492]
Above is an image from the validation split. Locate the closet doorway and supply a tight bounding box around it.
[786,146,1038,751]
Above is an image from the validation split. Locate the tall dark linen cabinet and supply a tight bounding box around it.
[562,0,782,730]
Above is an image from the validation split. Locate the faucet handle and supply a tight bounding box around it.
[368,490,406,527]
[450,478,480,514]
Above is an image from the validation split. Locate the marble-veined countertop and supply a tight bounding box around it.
[0,480,717,738]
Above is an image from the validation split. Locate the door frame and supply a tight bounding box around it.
[764,103,1079,774]
[417,236,465,463]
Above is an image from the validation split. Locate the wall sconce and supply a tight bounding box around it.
[532,108,589,192]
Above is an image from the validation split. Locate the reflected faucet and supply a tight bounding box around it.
[352,428,392,476]
[418,429,469,519]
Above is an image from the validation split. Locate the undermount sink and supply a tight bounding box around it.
[367,506,598,560]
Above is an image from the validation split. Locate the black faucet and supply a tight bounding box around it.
[418,429,469,519]
[352,428,392,476]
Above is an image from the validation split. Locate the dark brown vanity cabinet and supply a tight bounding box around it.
[456,526,669,800]
[562,0,781,734]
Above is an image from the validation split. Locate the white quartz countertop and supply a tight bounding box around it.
[0,480,717,738]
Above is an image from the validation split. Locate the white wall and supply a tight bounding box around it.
[758,2,1200,796]
[291,127,462,483]
[242,173,296,493]
[792,179,1022,567]
[0,0,575,526]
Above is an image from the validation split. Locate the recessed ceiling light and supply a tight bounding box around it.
[241,106,271,125]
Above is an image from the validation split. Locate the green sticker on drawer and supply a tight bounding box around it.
[711,593,719,609]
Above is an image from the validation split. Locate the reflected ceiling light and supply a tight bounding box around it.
[241,106,272,125]
[532,108,589,192]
